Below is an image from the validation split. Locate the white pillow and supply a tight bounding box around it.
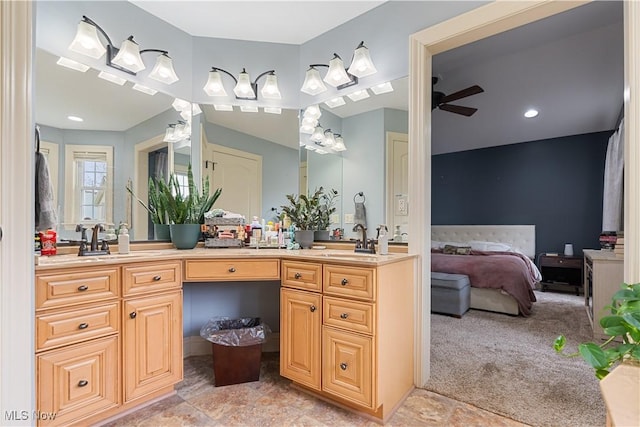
[469,240,511,252]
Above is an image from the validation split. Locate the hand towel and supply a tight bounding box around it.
[353,201,367,231]
[35,151,57,231]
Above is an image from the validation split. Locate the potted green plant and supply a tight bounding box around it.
[161,164,222,249]
[310,187,338,241]
[126,176,170,240]
[280,187,339,248]
[554,282,640,379]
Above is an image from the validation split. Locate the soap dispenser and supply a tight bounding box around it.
[377,225,389,255]
[118,223,130,254]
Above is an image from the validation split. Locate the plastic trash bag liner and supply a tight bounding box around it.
[200,316,271,347]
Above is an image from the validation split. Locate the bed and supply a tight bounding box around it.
[431,225,541,316]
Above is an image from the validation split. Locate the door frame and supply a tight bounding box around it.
[408,0,640,386]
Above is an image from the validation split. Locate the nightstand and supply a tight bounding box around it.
[538,254,583,295]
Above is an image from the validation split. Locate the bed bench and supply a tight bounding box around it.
[431,272,471,317]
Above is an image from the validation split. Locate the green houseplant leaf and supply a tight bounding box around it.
[126,176,168,225]
[162,164,222,224]
[280,187,339,231]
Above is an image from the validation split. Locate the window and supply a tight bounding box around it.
[174,164,189,196]
[64,145,113,227]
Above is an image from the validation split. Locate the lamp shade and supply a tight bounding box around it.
[68,20,106,59]
[233,69,256,99]
[333,136,347,151]
[303,104,322,119]
[301,67,327,95]
[172,98,191,112]
[324,54,351,87]
[148,53,179,84]
[112,37,145,73]
[310,125,325,143]
[347,42,377,78]
[261,72,281,100]
[323,131,336,147]
[203,70,228,97]
[163,126,176,142]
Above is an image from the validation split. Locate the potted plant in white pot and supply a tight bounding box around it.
[554,282,640,425]
[161,164,222,249]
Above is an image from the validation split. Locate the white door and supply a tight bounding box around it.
[202,143,262,220]
[385,132,409,241]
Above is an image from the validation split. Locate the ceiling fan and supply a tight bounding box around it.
[432,77,484,116]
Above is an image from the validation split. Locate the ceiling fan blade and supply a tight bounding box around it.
[440,85,484,104]
[439,103,478,117]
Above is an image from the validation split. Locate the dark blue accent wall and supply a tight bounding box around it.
[432,131,612,257]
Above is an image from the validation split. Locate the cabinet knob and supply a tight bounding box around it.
[129,312,137,319]
[340,313,349,319]
[294,272,302,279]
[153,275,162,281]
[340,363,348,371]
[310,305,317,312]
[229,267,236,273]
[78,323,89,330]
[77,380,88,387]
[341,278,349,286]
[77,285,88,291]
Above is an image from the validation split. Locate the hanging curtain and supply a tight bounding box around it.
[602,119,624,232]
[154,151,168,182]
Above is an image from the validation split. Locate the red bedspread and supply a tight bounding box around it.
[431,250,538,316]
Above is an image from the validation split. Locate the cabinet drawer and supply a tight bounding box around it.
[540,256,582,269]
[36,302,120,351]
[323,296,375,335]
[185,259,280,281]
[282,261,322,292]
[322,326,373,408]
[323,265,375,301]
[37,335,120,426]
[122,261,181,296]
[36,267,119,311]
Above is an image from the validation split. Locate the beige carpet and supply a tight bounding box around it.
[425,290,605,427]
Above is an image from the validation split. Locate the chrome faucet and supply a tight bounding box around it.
[353,224,376,254]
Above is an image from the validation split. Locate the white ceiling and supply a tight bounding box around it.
[36,1,624,155]
[129,1,385,44]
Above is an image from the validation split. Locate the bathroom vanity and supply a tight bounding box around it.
[34,247,416,426]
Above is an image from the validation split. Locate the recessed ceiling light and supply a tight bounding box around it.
[67,115,83,122]
[304,145,316,151]
[264,107,281,114]
[524,109,539,118]
[97,71,126,85]
[56,57,89,72]
[214,104,233,111]
[325,97,346,108]
[240,105,259,113]
[370,81,394,95]
[347,89,370,102]
[132,84,157,95]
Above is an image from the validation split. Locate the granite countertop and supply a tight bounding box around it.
[35,247,416,271]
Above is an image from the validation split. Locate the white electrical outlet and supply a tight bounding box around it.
[344,213,354,224]
[329,214,339,224]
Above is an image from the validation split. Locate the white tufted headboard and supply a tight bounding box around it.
[431,225,536,259]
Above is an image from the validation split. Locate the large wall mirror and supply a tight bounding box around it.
[301,76,408,241]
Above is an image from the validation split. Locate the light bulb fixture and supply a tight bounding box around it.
[310,125,325,143]
[203,67,280,101]
[300,41,377,96]
[68,15,179,84]
[303,105,322,120]
[322,130,336,147]
[163,121,191,143]
[333,135,347,151]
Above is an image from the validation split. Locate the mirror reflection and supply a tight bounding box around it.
[301,76,408,241]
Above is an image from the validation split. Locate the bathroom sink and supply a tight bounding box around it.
[38,250,168,265]
[318,252,380,259]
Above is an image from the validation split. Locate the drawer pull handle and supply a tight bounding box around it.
[77,285,89,291]
[229,267,236,273]
[294,272,302,279]
[78,323,89,330]
[341,278,349,286]
[340,363,348,371]
[310,305,317,312]
[340,313,349,319]
[153,275,162,281]
[130,312,137,319]
[78,380,88,387]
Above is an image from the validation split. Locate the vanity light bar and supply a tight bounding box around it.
[97,70,126,85]
[132,84,157,95]
[56,56,90,72]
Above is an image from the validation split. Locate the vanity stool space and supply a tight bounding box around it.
[430,272,470,317]
[35,260,183,426]
[279,256,416,422]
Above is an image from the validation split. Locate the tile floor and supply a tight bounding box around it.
[102,353,527,427]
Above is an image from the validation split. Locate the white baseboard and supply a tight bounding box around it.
[183,332,280,358]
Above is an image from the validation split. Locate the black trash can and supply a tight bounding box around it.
[200,317,270,386]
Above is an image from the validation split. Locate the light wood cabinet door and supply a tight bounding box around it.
[123,291,183,402]
[280,288,322,390]
[122,261,181,296]
[322,326,373,408]
[37,335,120,426]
